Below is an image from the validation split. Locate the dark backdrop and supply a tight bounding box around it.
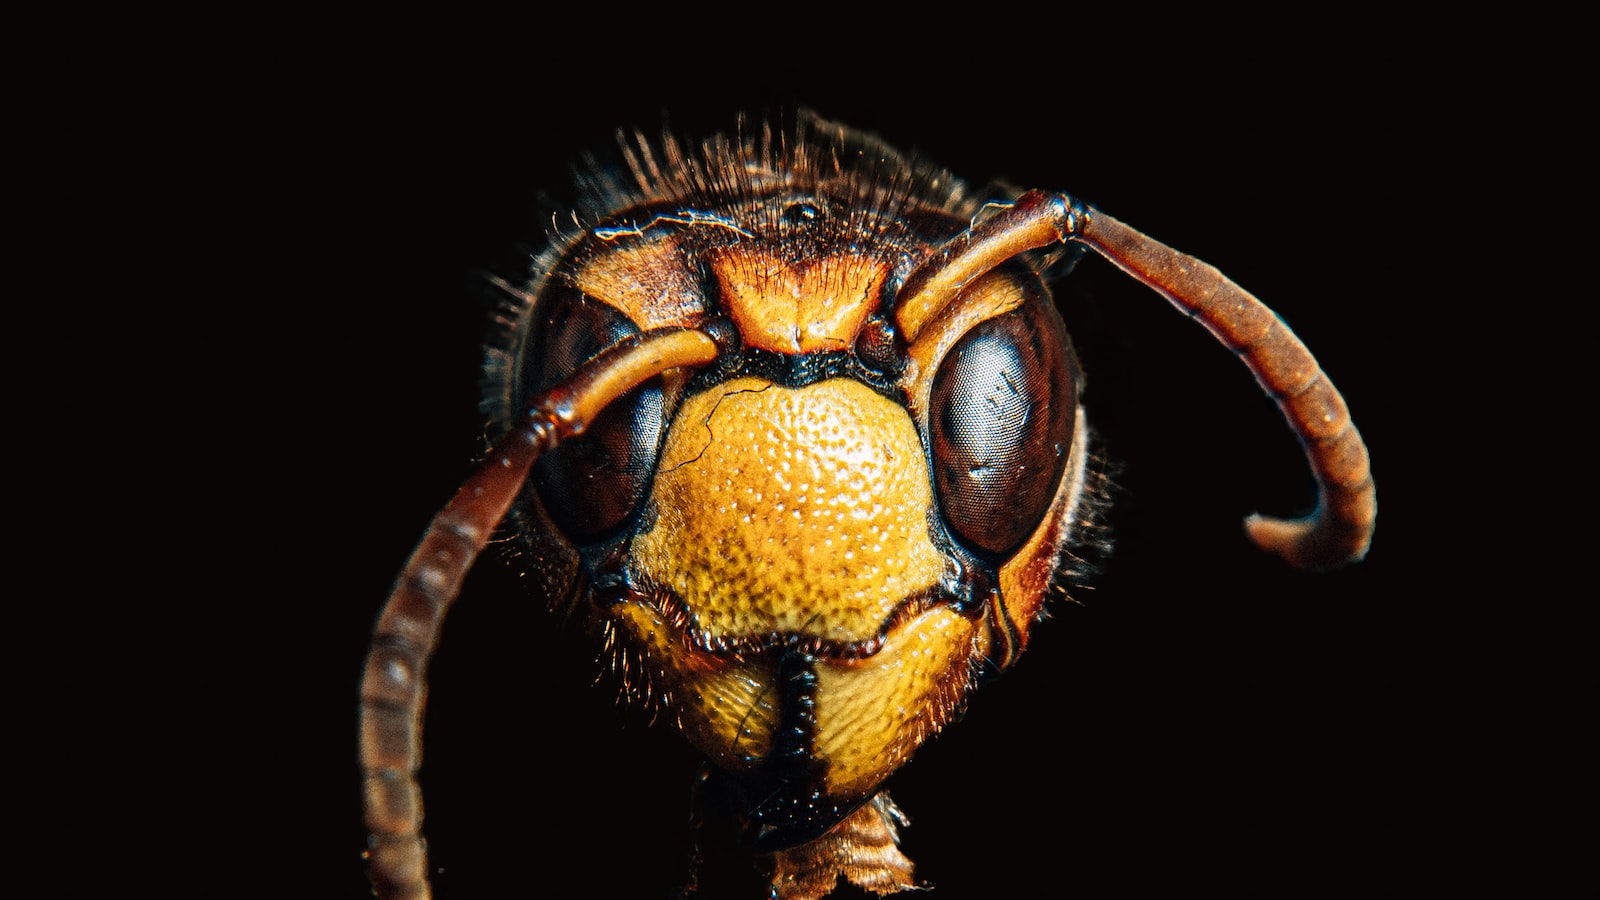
[286,55,1425,900]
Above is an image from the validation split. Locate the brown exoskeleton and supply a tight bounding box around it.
[359,112,1374,899]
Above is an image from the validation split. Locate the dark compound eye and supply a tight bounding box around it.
[518,290,664,544]
[929,305,1078,560]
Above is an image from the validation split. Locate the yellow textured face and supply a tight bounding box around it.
[614,376,988,801]
[631,376,946,645]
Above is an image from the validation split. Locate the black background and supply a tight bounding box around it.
[254,36,1468,900]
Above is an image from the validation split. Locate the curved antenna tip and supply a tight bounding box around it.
[1244,512,1371,572]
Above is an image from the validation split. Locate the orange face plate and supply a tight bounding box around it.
[613,376,994,796]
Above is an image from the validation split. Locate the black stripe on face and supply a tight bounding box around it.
[702,648,875,852]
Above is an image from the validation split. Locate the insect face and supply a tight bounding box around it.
[361,112,1374,900]
[493,143,1090,852]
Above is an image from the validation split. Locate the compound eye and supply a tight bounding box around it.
[519,290,664,544]
[929,306,1078,559]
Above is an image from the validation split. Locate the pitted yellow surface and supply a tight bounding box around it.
[811,606,978,798]
[633,377,943,644]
